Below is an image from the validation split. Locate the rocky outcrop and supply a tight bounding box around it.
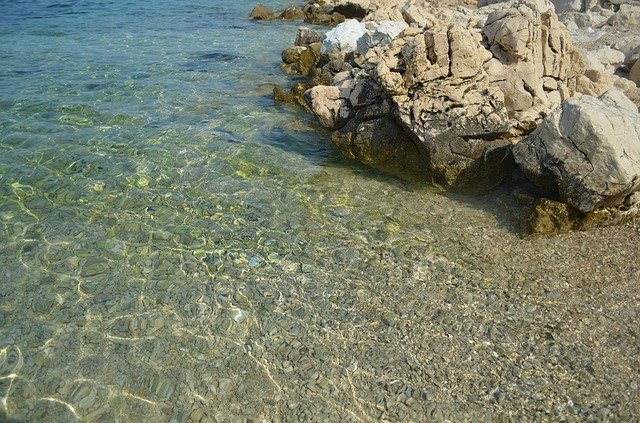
[304,4,347,26]
[280,6,306,21]
[248,2,346,25]
[356,20,408,56]
[281,45,320,76]
[274,0,640,202]
[304,85,353,130]
[607,3,640,26]
[513,89,640,213]
[369,23,515,188]
[482,0,586,132]
[279,28,325,79]
[248,3,275,20]
[296,0,597,190]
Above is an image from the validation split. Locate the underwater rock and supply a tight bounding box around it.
[273,83,310,110]
[331,116,427,172]
[521,198,583,235]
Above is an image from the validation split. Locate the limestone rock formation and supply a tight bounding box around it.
[561,8,615,28]
[513,89,640,213]
[283,0,640,195]
[356,20,408,56]
[370,22,514,188]
[482,0,585,133]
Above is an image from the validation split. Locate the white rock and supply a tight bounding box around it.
[321,19,368,55]
[356,20,408,55]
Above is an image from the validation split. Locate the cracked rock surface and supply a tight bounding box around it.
[513,89,640,212]
[371,21,514,188]
[482,0,585,133]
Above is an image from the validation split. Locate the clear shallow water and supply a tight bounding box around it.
[2,1,638,422]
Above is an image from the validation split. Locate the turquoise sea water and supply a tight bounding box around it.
[0,1,442,420]
[4,1,622,422]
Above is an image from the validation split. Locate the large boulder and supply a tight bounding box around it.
[588,47,626,73]
[369,22,514,189]
[513,90,640,213]
[321,19,368,55]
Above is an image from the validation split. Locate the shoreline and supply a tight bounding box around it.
[256,0,640,236]
[0,2,638,421]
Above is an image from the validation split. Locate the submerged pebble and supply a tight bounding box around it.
[230,308,248,324]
